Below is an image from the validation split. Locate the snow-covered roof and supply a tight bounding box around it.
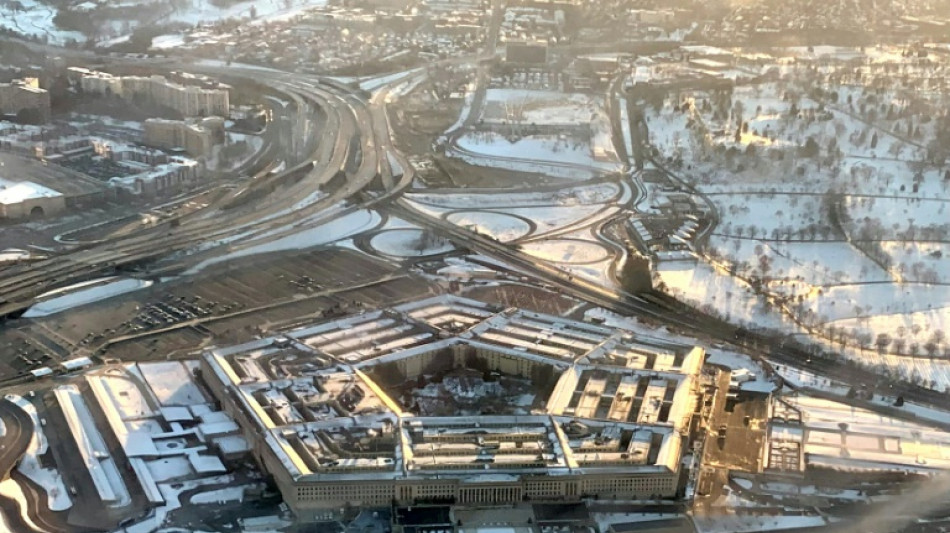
[188,452,227,474]
[213,435,251,455]
[30,367,53,377]
[0,179,62,205]
[199,420,240,437]
[61,356,93,370]
[160,406,194,423]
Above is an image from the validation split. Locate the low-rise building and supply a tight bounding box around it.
[109,157,204,196]
[0,177,66,220]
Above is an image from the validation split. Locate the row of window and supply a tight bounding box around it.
[297,485,392,502]
[293,476,673,503]
[581,477,674,492]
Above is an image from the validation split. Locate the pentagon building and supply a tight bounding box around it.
[199,296,704,518]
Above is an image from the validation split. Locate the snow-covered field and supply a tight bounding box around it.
[880,241,950,284]
[709,193,826,238]
[0,0,327,46]
[0,0,84,44]
[640,63,950,383]
[407,183,620,209]
[405,183,621,243]
[844,196,950,241]
[187,208,381,273]
[709,237,890,289]
[447,87,622,177]
[825,306,950,355]
[480,89,596,126]
[454,131,621,176]
[657,260,790,330]
[164,0,326,27]
[369,229,455,258]
[520,239,610,264]
[444,211,532,242]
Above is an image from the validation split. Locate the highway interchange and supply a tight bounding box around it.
[1,28,950,533]
[0,32,948,416]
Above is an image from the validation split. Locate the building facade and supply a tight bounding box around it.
[75,69,230,118]
[144,117,224,158]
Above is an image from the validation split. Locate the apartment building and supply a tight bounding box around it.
[74,69,230,117]
[144,117,224,158]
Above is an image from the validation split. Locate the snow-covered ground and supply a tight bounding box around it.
[23,278,152,318]
[710,238,890,294]
[0,479,47,531]
[189,485,246,504]
[656,260,791,330]
[369,229,455,258]
[480,89,597,126]
[708,193,825,238]
[405,183,621,243]
[5,394,72,512]
[444,211,532,242]
[639,64,950,385]
[694,513,833,533]
[880,241,950,284]
[0,249,34,264]
[408,183,620,209]
[166,0,326,26]
[0,0,84,44]
[186,209,381,273]
[454,131,621,177]
[520,239,610,264]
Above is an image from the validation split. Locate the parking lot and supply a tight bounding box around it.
[0,248,438,380]
[694,370,770,508]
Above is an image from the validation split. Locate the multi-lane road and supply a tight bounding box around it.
[0,68,403,321]
[0,399,59,533]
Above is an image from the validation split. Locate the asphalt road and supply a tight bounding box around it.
[0,71,382,325]
[0,399,71,533]
[0,400,31,479]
